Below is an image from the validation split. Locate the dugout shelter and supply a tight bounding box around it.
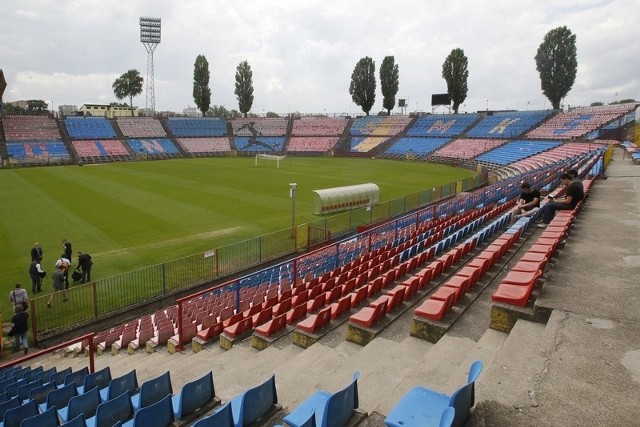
[313,183,380,215]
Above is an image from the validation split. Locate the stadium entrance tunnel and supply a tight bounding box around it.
[313,183,380,215]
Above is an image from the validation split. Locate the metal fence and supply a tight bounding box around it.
[30,174,481,340]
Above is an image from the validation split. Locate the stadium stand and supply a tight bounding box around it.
[64,117,117,139]
[166,117,227,137]
[382,137,451,158]
[406,114,479,137]
[287,136,340,153]
[431,138,508,160]
[126,138,180,157]
[291,117,348,136]
[5,141,71,165]
[234,136,286,152]
[176,137,232,155]
[526,103,638,139]
[231,118,287,136]
[2,115,62,141]
[350,116,412,136]
[116,117,167,138]
[474,139,562,166]
[72,139,131,162]
[466,110,552,138]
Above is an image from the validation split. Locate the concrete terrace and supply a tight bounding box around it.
[8,146,640,426]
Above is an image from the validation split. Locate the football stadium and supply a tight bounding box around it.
[2,5,640,427]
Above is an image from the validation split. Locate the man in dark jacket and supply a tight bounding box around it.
[30,242,43,262]
[11,304,29,354]
[77,252,93,283]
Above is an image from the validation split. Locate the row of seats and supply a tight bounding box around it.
[431,138,507,160]
[166,118,227,137]
[231,118,288,137]
[2,115,62,141]
[72,140,130,158]
[406,114,479,138]
[116,117,167,138]
[466,110,552,138]
[290,117,348,136]
[350,116,413,137]
[287,136,339,152]
[0,364,217,427]
[176,137,231,154]
[382,137,451,157]
[475,139,562,166]
[5,142,71,165]
[491,178,595,307]
[64,117,116,139]
[526,104,638,139]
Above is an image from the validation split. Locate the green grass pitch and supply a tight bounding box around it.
[0,157,474,316]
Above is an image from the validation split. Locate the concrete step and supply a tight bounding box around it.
[476,310,566,410]
[373,333,477,416]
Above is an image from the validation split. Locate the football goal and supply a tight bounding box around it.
[255,153,287,168]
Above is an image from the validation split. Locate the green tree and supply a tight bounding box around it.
[535,26,577,110]
[380,56,399,115]
[26,99,49,112]
[349,57,376,115]
[442,48,469,113]
[234,60,254,117]
[590,102,604,107]
[112,69,143,116]
[193,55,211,117]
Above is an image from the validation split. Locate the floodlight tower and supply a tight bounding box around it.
[139,17,161,112]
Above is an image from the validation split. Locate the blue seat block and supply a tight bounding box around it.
[192,402,233,427]
[230,374,277,427]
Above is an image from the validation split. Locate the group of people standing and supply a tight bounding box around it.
[8,239,94,354]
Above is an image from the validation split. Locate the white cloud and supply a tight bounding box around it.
[1,0,638,114]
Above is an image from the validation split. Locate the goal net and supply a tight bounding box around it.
[255,153,287,168]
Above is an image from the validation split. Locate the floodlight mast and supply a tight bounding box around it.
[139,17,161,112]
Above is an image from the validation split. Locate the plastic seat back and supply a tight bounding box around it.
[65,386,101,422]
[319,372,359,427]
[448,360,483,427]
[28,380,57,405]
[3,398,38,427]
[131,394,174,427]
[133,371,172,411]
[231,374,277,426]
[172,371,214,419]
[19,405,59,427]
[0,396,20,422]
[94,389,134,427]
[80,367,111,394]
[102,370,138,402]
[46,383,77,412]
[192,402,233,427]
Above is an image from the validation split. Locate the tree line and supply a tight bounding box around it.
[14,26,627,117]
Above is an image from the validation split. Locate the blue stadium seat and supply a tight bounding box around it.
[131,371,172,412]
[39,383,77,413]
[171,371,215,420]
[283,372,359,427]
[229,374,277,427]
[86,390,134,427]
[78,367,111,395]
[59,386,101,424]
[100,370,138,403]
[192,402,233,427]
[19,405,59,427]
[1,398,38,427]
[122,394,174,427]
[384,360,483,427]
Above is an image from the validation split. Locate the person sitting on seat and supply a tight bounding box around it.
[511,182,540,222]
[537,172,584,228]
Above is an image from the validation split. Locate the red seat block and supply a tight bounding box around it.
[385,286,406,311]
[286,304,307,325]
[330,295,352,319]
[297,306,332,334]
[414,296,451,321]
[501,270,542,288]
[255,314,286,338]
[350,300,388,328]
[430,286,457,310]
[223,317,252,338]
[443,276,470,302]
[455,266,481,289]
[401,276,419,301]
[512,260,546,273]
[196,322,223,341]
[519,252,548,264]
[349,286,369,308]
[492,283,534,307]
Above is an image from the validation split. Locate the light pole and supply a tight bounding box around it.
[289,183,297,240]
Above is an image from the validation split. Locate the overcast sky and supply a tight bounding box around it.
[1,0,638,115]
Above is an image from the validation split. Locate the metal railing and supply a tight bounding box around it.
[30,175,483,341]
